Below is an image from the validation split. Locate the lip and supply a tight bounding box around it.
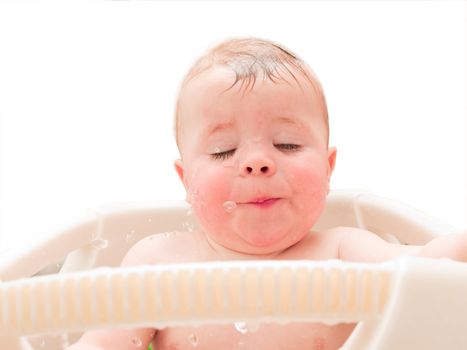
[244,197,281,208]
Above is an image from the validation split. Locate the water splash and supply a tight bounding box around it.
[188,189,199,204]
[182,221,195,232]
[126,229,136,243]
[60,333,70,348]
[188,189,207,208]
[188,333,199,347]
[223,201,237,213]
[91,238,108,249]
[234,322,248,334]
[186,206,193,216]
[131,337,142,347]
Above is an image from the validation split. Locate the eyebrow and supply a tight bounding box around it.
[273,116,306,128]
[204,121,235,138]
[203,115,307,138]
[269,116,310,133]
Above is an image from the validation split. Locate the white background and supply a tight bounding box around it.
[0,1,466,250]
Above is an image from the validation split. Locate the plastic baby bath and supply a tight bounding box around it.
[0,190,466,350]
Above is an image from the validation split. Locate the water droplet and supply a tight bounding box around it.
[60,333,70,348]
[91,238,108,249]
[126,229,136,242]
[188,333,199,347]
[234,322,248,334]
[222,159,234,167]
[131,337,142,347]
[186,207,193,216]
[213,147,221,153]
[223,157,239,168]
[223,201,237,213]
[182,221,195,232]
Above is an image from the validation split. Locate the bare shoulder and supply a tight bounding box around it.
[332,226,421,262]
[288,227,346,260]
[288,227,385,260]
[121,231,203,267]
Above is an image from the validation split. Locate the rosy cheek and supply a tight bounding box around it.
[287,160,328,217]
[187,164,231,216]
[288,160,327,189]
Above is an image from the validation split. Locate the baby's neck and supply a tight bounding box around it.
[200,230,287,260]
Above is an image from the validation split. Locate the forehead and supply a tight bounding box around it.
[180,66,322,120]
[176,66,327,152]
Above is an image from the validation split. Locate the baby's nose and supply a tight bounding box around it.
[240,155,276,177]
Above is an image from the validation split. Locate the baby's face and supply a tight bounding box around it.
[175,66,336,255]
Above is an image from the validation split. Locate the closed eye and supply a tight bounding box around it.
[274,144,301,152]
[211,149,236,160]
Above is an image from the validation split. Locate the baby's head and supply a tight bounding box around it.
[175,37,330,149]
[174,37,336,255]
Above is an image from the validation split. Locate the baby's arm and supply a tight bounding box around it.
[66,238,159,350]
[66,231,198,349]
[414,232,467,260]
[67,328,155,350]
[336,227,467,262]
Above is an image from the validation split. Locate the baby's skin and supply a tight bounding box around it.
[68,62,467,350]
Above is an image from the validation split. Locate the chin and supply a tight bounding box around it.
[239,229,299,253]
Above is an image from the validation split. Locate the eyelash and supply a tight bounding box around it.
[211,144,301,160]
[211,149,235,160]
[276,144,301,151]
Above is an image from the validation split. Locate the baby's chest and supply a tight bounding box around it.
[153,322,355,350]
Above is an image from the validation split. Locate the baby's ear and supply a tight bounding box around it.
[174,159,186,188]
[327,147,337,178]
[175,159,192,203]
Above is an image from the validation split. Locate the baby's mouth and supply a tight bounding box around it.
[244,197,281,208]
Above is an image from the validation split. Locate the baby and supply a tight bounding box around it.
[68,37,467,350]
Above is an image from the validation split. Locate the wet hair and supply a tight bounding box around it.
[174,37,329,148]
